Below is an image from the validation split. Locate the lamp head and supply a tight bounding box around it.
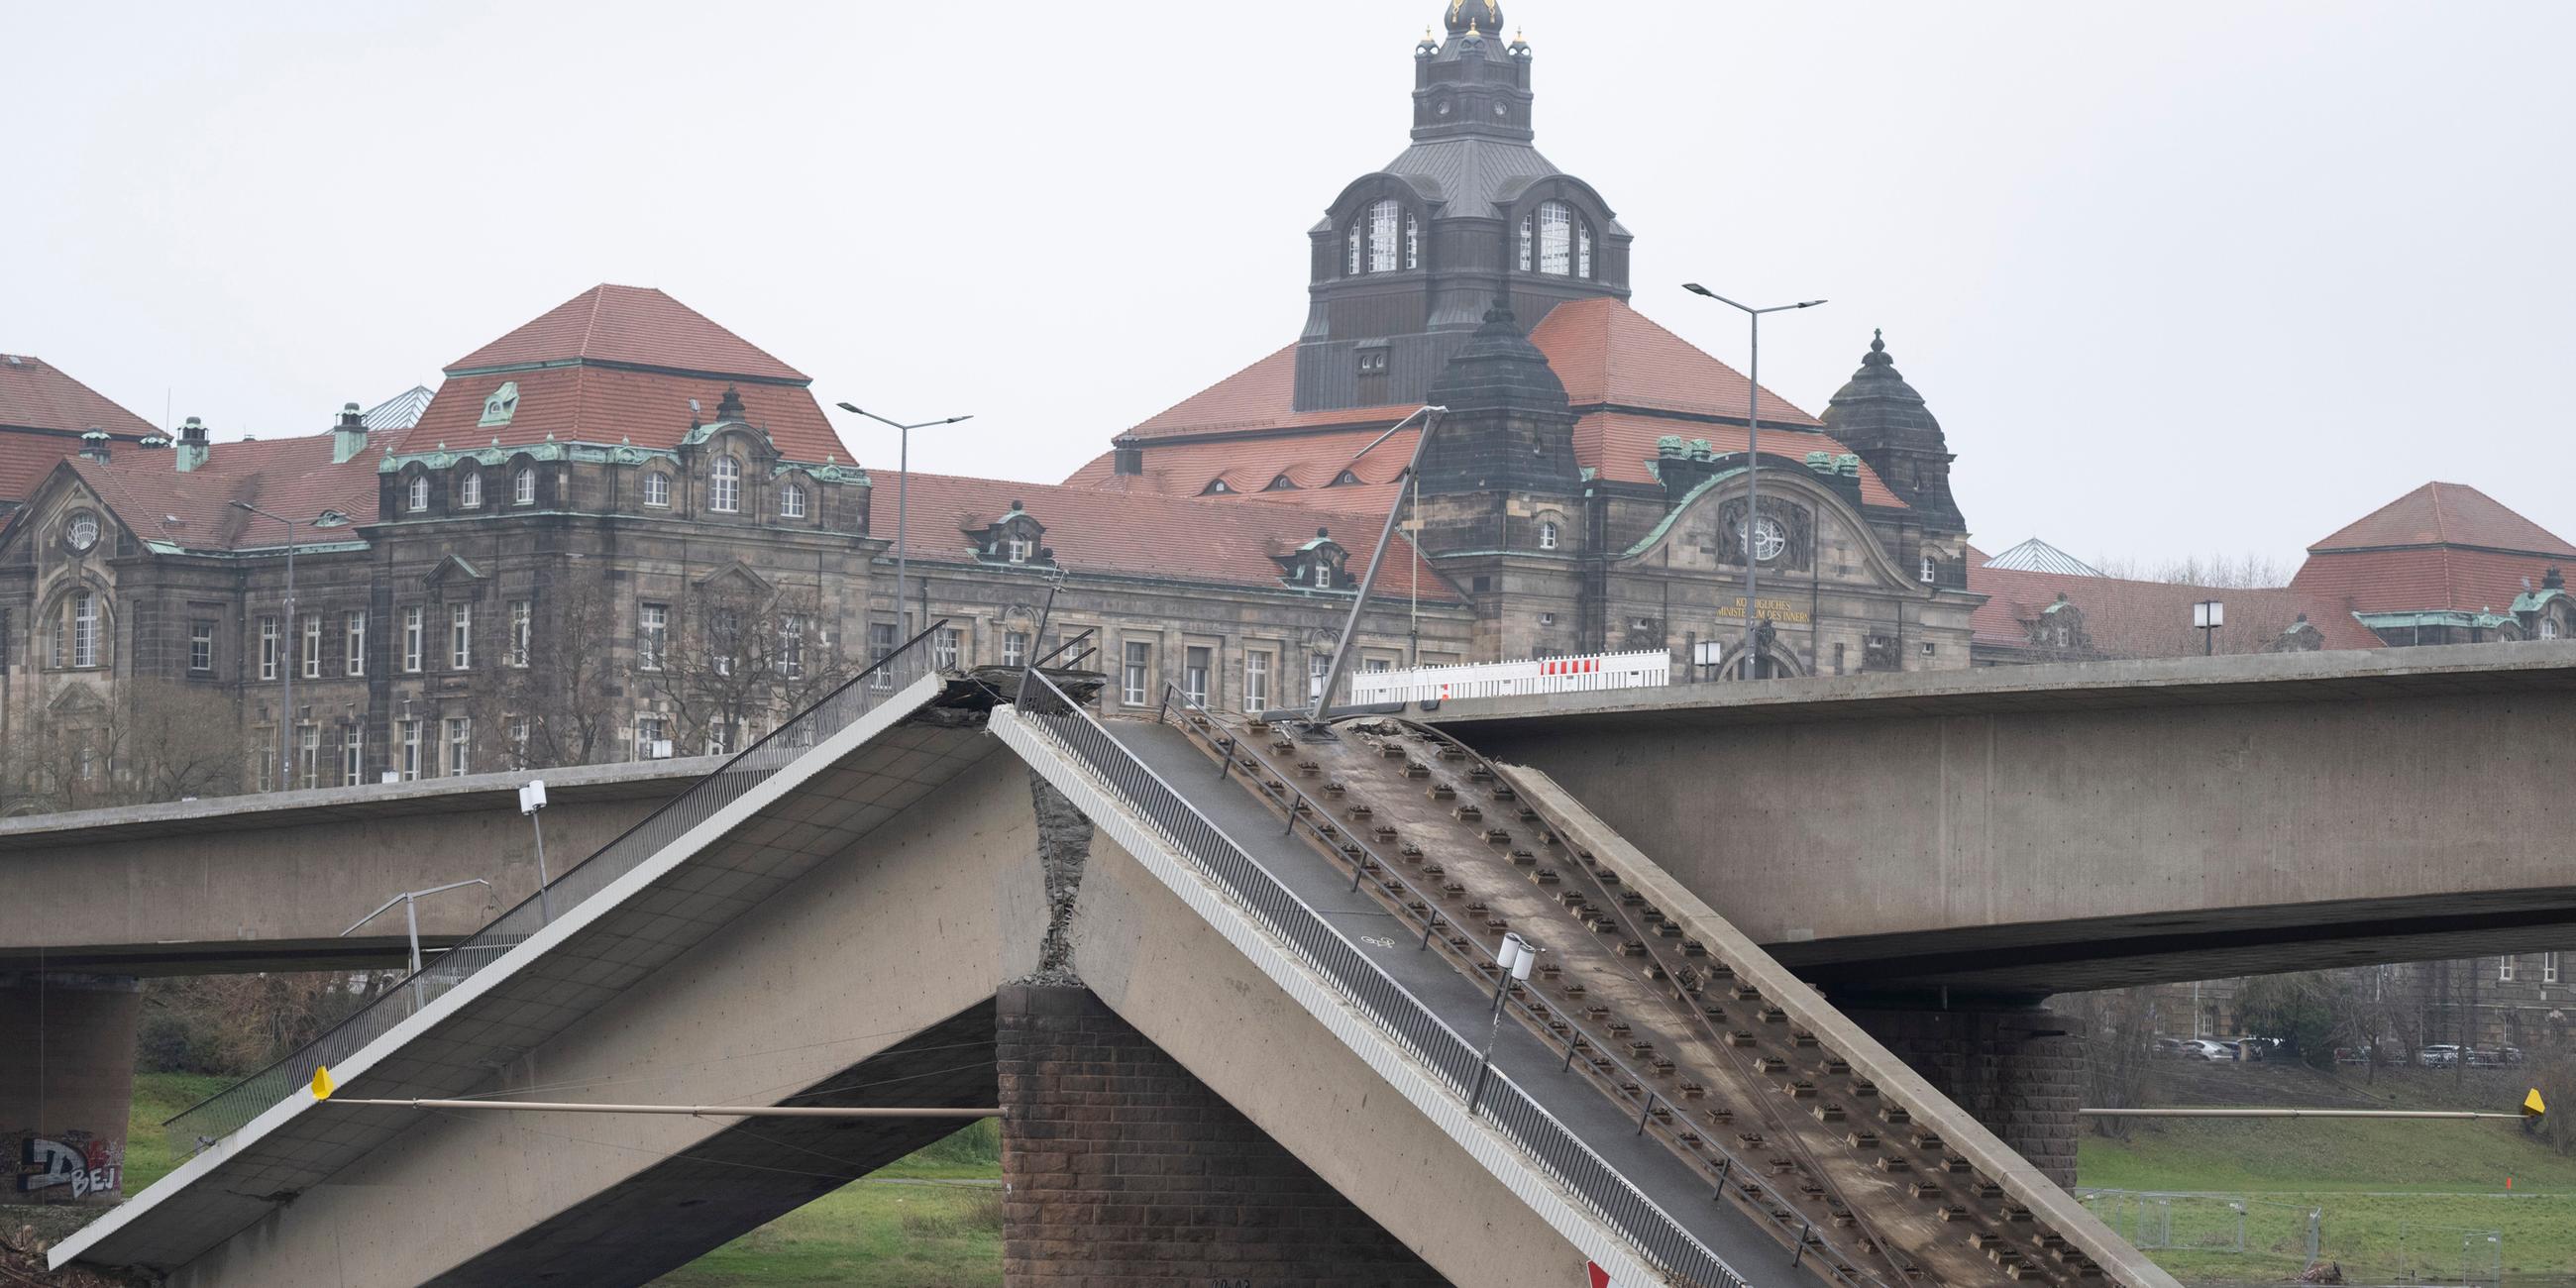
[834,402,863,415]
[1683,282,1716,298]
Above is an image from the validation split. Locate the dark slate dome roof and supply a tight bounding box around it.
[1444,0,1505,36]
[1822,330,1944,446]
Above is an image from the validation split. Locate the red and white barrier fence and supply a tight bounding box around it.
[1352,649,1670,704]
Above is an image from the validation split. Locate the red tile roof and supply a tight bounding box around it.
[1066,410,1901,511]
[2306,482,2576,556]
[0,355,161,504]
[891,471,1461,602]
[1530,298,1822,425]
[447,284,807,382]
[1574,411,1900,505]
[1969,563,2382,657]
[2288,483,2576,615]
[1126,344,1425,441]
[61,434,384,553]
[392,366,852,464]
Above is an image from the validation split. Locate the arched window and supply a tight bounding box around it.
[54,590,101,668]
[513,467,536,506]
[710,456,741,513]
[1520,201,1589,278]
[2544,617,2562,640]
[1348,199,1419,275]
[406,473,430,512]
[780,481,806,519]
[1202,479,1233,495]
[1265,474,1298,492]
[643,472,672,507]
[457,469,482,509]
[1539,520,1560,551]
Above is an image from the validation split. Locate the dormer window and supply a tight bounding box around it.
[1264,475,1298,492]
[1921,553,1937,584]
[1519,200,1593,278]
[1333,470,1361,486]
[1357,349,1390,376]
[1347,199,1420,276]
[406,474,430,512]
[1203,479,1233,495]
[1539,520,1560,551]
[643,472,671,507]
[710,455,741,512]
[780,481,806,520]
[1007,535,1033,563]
[478,380,519,427]
[457,469,482,509]
[514,467,536,506]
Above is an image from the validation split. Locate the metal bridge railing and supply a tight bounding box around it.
[161,622,951,1157]
[1013,672,1748,1288]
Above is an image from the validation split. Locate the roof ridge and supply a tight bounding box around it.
[579,286,608,365]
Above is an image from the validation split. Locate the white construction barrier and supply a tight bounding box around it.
[1353,649,1671,704]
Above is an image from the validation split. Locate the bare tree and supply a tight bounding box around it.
[649,584,853,757]
[482,576,627,771]
[2066,986,2162,1139]
[0,679,245,815]
[2091,551,2293,588]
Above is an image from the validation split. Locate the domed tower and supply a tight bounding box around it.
[1292,3,1632,413]
[1822,331,1966,534]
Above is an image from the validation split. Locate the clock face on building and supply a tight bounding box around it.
[66,509,98,551]
[1737,514,1786,563]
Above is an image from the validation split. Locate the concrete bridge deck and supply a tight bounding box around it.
[1426,642,2576,996]
[52,676,2175,1288]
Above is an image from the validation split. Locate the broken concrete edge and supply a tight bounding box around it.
[1503,763,2185,1288]
[50,675,953,1275]
[988,707,1679,1288]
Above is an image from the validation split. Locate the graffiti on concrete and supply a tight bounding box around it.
[16,1129,122,1198]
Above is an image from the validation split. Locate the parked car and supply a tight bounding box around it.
[2152,1037,2189,1059]
[2417,1044,2463,1067]
[2178,1039,2235,1060]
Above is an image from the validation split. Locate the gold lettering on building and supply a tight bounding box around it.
[1713,596,1811,624]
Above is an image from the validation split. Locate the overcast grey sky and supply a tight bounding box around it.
[12,1,2572,570]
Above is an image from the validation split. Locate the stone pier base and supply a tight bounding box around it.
[0,973,141,1205]
[1849,1005,2087,1190]
[996,984,1446,1288]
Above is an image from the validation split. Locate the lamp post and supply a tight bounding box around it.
[519,780,554,923]
[835,404,972,639]
[1681,285,1825,678]
[2195,599,2226,655]
[341,878,493,1011]
[1304,404,1448,726]
[1466,932,1540,1116]
[231,500,304,788]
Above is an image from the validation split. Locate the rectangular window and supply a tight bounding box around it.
[1006,535,1033,563]
[259,615,280,681]
[297,724,321,790]
[1308,652,1332,704]
[636,715,668,760]
[449,603,473,669]
[301,613,323,679]
[508,599,532,668]
[398,719,423,782]
[1363,656,1393,673]
[780,615,807,679]
[444,716,471,777]
[256,745,274,793]
[870,621,900,690]
[70,593,97,669]
[1003,630,1029,667]
[2546,952,2562,985]
[1123,641,1150,706]
[510,714,531,764]
[639,602,669,671]
[711,608,739,676]
[1184,646,1211,707]
[933,626,962,671]
[189,620,215,674]
[1243,650,1271,714]
[344,612,367,677]
[342,728,364,787]
[402,606,423,673]
[2500,956,2517,983]
[706,723,733,757]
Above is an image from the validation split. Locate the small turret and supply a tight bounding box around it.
[1821,331,1965,532]
[175,416,211,472]
[332,401,370,463]
[79,428,110,463]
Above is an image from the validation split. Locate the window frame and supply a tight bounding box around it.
[406,473,430,512]
[508,598,533,668]
[1122,640,1151,706]
[643,472,672,508]
[345,612,367,677]
[1184,645,1212,708]
[399,719,423,782]
[780,481,806,520]
[709,455,741,513]
[1539,519,1559,551]
[401,606,424,673]
[69,590,101,669]
[513,466,537,506]
[1002,630,1028,668]
[444,715,471,778]
[300,613,323,680]
[188,619,215,675]
[1242,649,1272,714]
[259,614,280,681]
[639,602,669,671]
[449,601,473,670]
[457,468,482,509]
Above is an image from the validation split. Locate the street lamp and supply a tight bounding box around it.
[519,780,554,924]
[341,878,493,1011]
[1303,404,1449,726]
[1681,284,1825,679]
[834,404,972,639]
[231,500,307,788]
[1465,931,1540,1116]
[2194,599,2226,655]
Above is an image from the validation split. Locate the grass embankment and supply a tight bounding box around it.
[2079,1065,2574,1282]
